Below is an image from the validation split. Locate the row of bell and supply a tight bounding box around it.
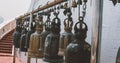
[13,8,91,63]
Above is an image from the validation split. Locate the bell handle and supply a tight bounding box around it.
[44,20,51,30]
[52,17,61,26]
[74,21,88,32]
[64,18,73,28]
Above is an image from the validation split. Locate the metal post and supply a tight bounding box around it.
[13,46,16,63]
[27,57,31,63]
[91,0,103,63]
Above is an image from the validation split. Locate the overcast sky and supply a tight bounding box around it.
[0,0,31,21]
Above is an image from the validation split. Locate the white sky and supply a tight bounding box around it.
[0,0,31,21]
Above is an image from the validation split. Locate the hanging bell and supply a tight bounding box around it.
[57,6,60,10]
[13,19,21,48]
[39,15,51,54]
[28,15,43,58]
[60,4,64,9]
[59,11,74,56]
[65,21,91,63]
[118,0,120,3]
[63,3,68,9]
[20,28,28,52]
[43,11,63,63]
[77,0,82,5]
[71,0,77,8]
[111,0,117,6]
[19,17,28,53]
[25,17,35,49]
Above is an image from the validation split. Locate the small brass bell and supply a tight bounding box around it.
[28,15,43,58]
[43,12,63,63]
[39,15,51,54]
[118,0,120,3]
[59,11,74,56]
[111,0,117,6]
[65,21,91,63]
[63,3,68,9]
[77,0,82,5]
[57,6,60,10]
[60,4,64,9]
[71,0,77,8]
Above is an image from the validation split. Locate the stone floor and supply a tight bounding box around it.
[0,53,21,63]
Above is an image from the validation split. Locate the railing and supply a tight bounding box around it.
[0,20,16,40]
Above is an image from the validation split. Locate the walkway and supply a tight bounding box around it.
[0,53,21,63]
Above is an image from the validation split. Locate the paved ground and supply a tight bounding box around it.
[0,53,21,63]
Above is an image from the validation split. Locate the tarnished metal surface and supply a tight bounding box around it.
[39,14,51,53]
[59,8,73,56]
[65,21,91,63]
[20,28,28,52]
[43,12,63,63]
[13,27,21,48]
[28,15,43,58]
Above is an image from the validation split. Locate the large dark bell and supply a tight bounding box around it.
[43,33,63,62]
[59,32,73,56]
[65,21,91,63]
[59,16,73,56]
[13,26,21,48]
[43,12,63,63]
[25,29,34,49]
[65,40,91,63]
[25,22,36,49]
[39,20,51,53]
[20,28,28,52]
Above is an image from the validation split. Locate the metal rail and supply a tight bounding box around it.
[18,0,65,18]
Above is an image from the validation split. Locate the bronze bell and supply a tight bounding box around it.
[20,28,28,52]
[19,17,28,53]
[63,3,68,9]
[13,20,21,48]
[28,15,43,58]
[60,4,64,9]
[118,0,120,3]
[59,11,74,56]
[71,0,77,8]
[39,15,51,54]
[25,18,35,49]
[77,0,82,5]
[43,12,63,63]
[65,21,91,63]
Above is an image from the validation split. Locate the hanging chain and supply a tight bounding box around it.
[82,0,87,21]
